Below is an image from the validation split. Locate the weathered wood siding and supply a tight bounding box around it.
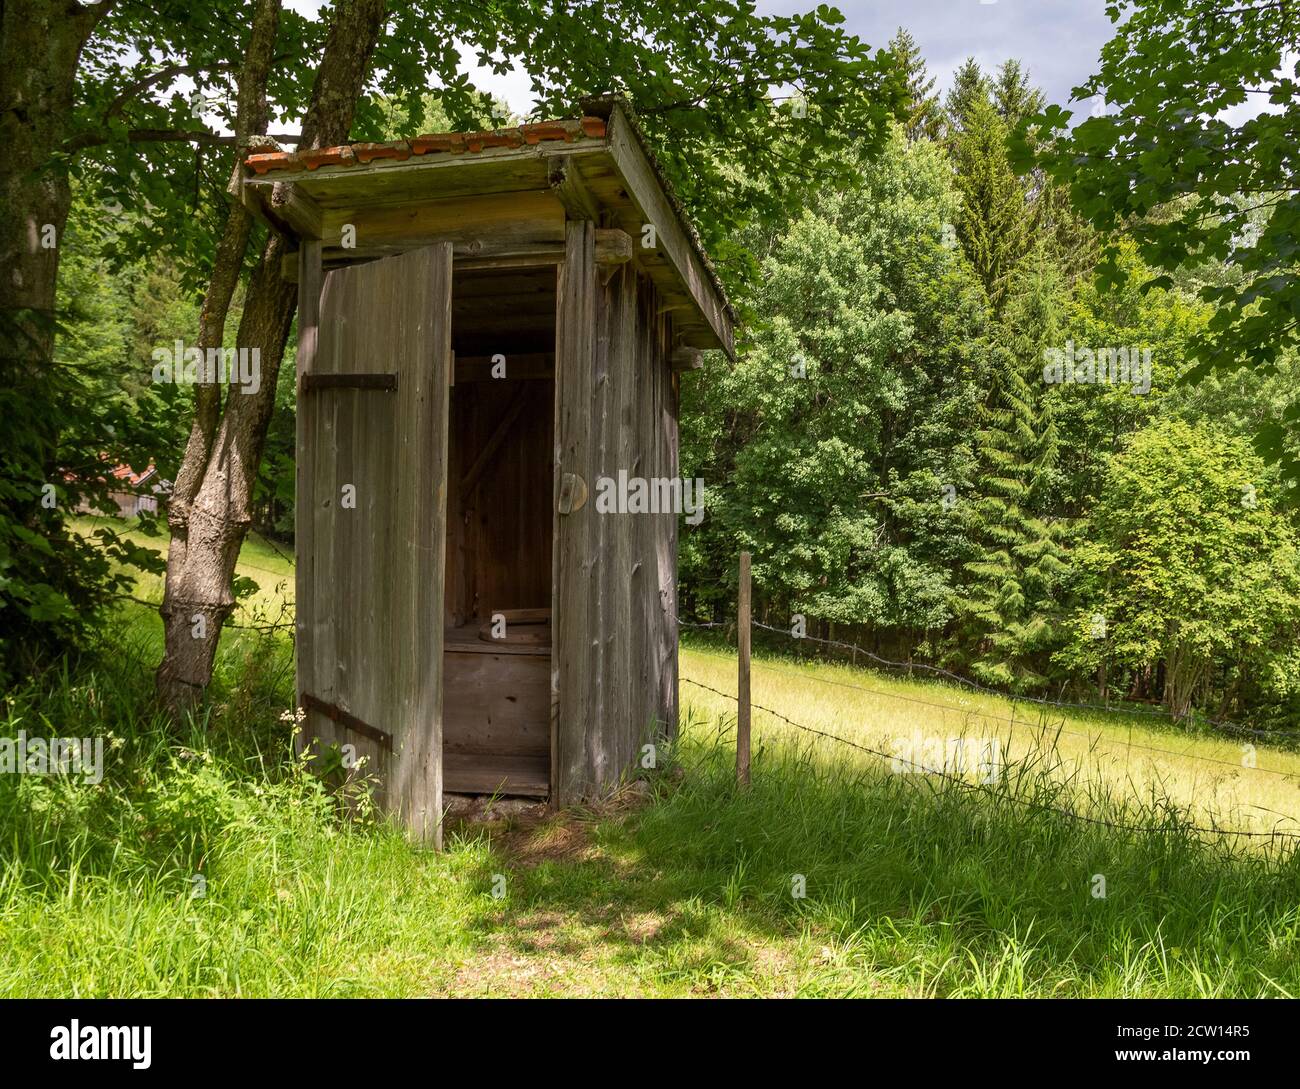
[296,243,452,845]
[552,220,679,804]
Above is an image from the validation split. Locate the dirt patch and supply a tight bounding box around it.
[614,910,670,944]
[501,816,596,866]
[448,948,580,996]
[487,779,657,867]
[448,912,634,996]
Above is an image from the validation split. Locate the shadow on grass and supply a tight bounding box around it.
[465,713,1300,996]
[6,618,1299,997]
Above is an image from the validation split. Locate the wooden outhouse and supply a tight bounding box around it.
[240,99,734,844]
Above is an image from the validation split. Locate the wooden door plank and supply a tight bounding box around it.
[296,240,323,755]
[553,220,597,804]
[308,243,452,846]
[459,384,530,498]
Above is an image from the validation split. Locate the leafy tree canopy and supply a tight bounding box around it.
[1058,418,1300,718]
[1013,0,1300,488]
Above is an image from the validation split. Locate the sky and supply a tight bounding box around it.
[439,0,1120,118]
[791,0,1118,110]
[245,2,1284,130]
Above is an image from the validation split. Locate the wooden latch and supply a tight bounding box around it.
[557,472,589,514]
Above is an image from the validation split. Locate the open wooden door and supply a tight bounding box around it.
[295,243,452,846]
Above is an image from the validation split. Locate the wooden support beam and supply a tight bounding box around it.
[595,227,633,284]
[252,180,324,240]
[552,220,598,805]
[454,352,554,382]
[604,104,735,359]
[319,189,562,253]
[547,156,601,221]
[453,246,565,271]
[281,241,566,282]
[737,551,752,787]
[670,346,703,373]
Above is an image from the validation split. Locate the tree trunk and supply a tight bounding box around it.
[155,0,281,706]
[156,0,388,708]
[0,0,107,466]
[1164,642,1200,720]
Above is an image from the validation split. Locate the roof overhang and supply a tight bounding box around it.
[239,106,735,358]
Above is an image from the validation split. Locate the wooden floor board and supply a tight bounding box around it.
[443,751,550,797]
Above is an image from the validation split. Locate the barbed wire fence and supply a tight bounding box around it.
[677,616,1300,745]
[113,591,296,637]
[671,553,1300,846]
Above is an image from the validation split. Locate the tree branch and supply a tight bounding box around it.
[64,128,302,154]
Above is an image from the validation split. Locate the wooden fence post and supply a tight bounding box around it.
[737,551,751,787]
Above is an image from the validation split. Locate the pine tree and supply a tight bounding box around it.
[949,94,1038,313]
[943,58,990,138]
[957,252,1069,690]
[991,59,1045,128]
[947,59,1093,297]
[888,27,942,142]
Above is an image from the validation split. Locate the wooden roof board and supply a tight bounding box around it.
[246,143,585,208]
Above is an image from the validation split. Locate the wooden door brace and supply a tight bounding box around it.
[302,692,393,750]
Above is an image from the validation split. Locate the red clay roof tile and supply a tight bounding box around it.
[352,141,411,164]
[245,151,297,174]
[463,130,524,152]
[519,122,573,145]
[244,116,608,175]
[298,145,356,170]
[409,132,465,155]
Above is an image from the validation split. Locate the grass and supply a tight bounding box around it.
[72,513,295,627]
[1,528,1298,996]
[678,638,1300,839]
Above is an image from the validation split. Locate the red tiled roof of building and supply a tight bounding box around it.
[245,116,606,176]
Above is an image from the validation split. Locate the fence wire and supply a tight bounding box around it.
[741,655,1300,780]
[678,675,1300,844]
[675,612,1300,745]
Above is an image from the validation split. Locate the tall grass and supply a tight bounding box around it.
[0,609,1297,996]
[0,623,489,997]
[614,704,1300,996]
[679,638,1300,837]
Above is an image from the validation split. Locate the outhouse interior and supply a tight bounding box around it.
[241,99,735,843]
[442,266,557,797]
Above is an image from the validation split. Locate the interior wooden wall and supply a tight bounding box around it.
[553,221,680,805]
[445,377,554,625]
[446,267,556,625]
[453,267,556,357]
